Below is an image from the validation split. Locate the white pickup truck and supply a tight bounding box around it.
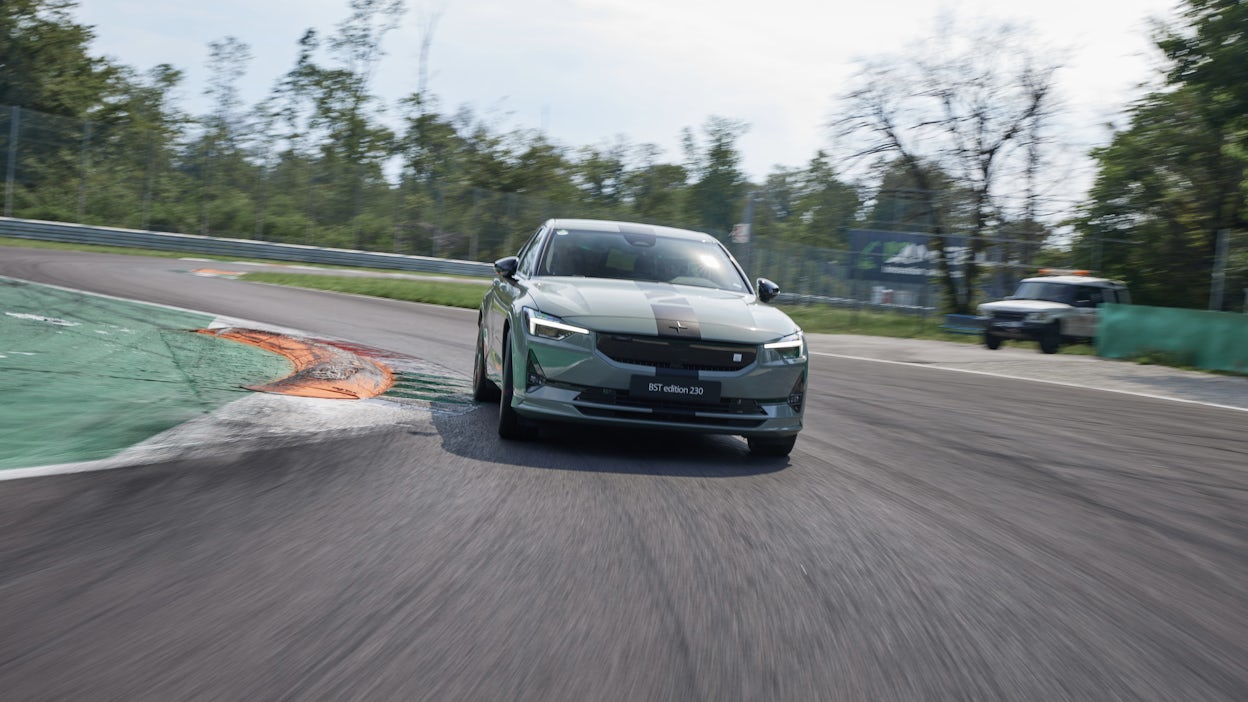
[976,271,1131,354]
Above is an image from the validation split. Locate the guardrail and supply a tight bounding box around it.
[1,217,947,314]
[941,314,984,335]
[0,217,495,278]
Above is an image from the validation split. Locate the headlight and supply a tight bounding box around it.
[1025,311,1052,323]
[764,331,805,360]
[524,308,589,340]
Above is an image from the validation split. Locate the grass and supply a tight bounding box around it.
[779,304,1095,353]
[780,305,958,341]
[239,270,1099,354]
[243,272,489,309]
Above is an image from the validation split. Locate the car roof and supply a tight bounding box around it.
[1021,275,1122,286]
[546,218,717,243]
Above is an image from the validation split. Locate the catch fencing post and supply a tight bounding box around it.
[1209,229,1229,311]
[4,106,19,217]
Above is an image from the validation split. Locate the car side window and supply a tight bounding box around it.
[1074,286,1103,307]
[515,227,545,277]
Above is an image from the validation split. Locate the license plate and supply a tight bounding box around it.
[630,376,721,404]
[998,321,1023,328]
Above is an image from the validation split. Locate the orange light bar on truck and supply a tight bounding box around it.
[1037,268,1091,276]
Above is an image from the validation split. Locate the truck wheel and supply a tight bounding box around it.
[984,333,1003,350]
[1039,324,1060,354]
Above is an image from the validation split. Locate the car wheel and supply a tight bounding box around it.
[747,435,797,457]
[984,333,1003,350]
[498,339,525,440]
[472,328,500,402]
[1039,324,1060,354]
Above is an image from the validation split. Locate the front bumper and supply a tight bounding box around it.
[511,333,806,438]
[981,318,1050,341]
[513,384,803,437]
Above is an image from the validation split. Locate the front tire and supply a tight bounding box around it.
[1039,324,1061,354]
[472,328,500,402]
[498,339,525,440]
[984,333,1003,350]
[747,435,797,457]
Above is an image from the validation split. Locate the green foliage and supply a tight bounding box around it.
[0,0,119,117]
[753,152,860,249]
[685,116,749,237]
[1074,0,1248,311]
[242,272,488,309]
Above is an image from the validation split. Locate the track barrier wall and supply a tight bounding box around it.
[0,217,494,278]
[1097,303,1248,374]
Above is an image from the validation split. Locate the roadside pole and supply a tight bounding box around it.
[1208,229,1229,311]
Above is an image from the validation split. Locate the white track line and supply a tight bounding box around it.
[812,351,1248,413]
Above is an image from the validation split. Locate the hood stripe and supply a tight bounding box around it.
[637,282,702,341]
[637,282,703,380]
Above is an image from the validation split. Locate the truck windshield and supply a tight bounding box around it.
[1013,281,1076,304]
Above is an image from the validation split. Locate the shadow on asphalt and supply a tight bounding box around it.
[431,402,790,478]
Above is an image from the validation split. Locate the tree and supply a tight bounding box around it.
[753,152,860,249]
[85,64,189,230]
[189,36,256,235]
[261,1,405,248]
[1074,0,1248,309]
[683,116,749,236]
[573,139,630,211]
[862,157,977,237]
[0,0,119,118]
[1076,87,1243,308]
[623,143,688,225]
[834,17,1059,313]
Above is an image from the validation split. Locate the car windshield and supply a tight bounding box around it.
[1013,281,1077,304]
[538,228,748,292]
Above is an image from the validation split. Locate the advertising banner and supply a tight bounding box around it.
[848,229,974,283]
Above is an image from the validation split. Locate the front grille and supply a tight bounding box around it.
[992,311,1027,322]
[571,386,772,428]
[576,406,767,429]
[597,335,756,372]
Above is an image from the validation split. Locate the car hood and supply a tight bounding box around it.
[980,299,1073,312]
[528,278,799,343]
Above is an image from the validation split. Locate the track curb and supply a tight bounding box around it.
[195,328,394,399]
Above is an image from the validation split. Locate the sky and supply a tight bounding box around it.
[75,0,1180,197]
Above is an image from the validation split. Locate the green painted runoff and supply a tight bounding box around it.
[0,278,292,470]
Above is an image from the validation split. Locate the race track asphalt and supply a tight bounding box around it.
[0,246,1245,701]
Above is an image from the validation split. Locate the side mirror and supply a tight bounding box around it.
[756,277,780,303]
[494,256,520,278]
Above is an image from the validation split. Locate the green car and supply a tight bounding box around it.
[473,219,807,457]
